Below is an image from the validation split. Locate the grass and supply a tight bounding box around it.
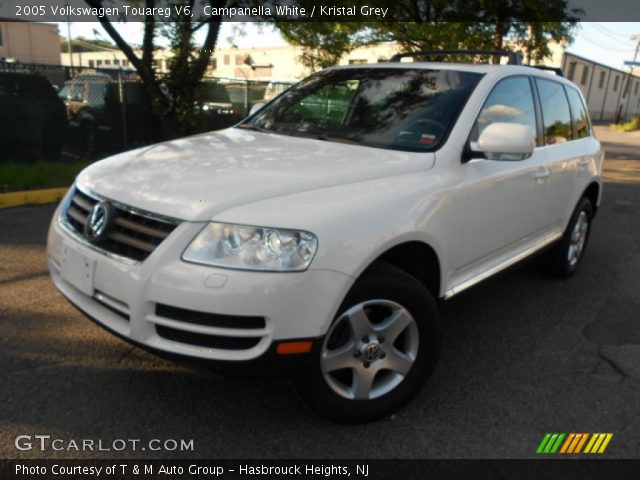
[0,159,93,193]
[610,116,640,133]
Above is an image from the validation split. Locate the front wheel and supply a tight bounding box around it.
[545,196,593,278]
[295,263,440,423]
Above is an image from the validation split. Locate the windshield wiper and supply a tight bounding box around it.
[238,126,362,146]
[236,124,272,134]
[315,134,362,146]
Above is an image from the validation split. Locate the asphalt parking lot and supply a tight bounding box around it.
[1,126,639,459]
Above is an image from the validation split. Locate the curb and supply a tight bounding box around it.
[0,187,68,210]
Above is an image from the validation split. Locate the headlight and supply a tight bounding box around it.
[182,223,318,272]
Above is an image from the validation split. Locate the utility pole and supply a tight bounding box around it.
[65,0,74,72]
[618,34,640,122]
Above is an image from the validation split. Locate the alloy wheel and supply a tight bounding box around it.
[568,210,589,267]
[321,300,419,400]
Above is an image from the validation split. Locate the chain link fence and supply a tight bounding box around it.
[0,60,294,164]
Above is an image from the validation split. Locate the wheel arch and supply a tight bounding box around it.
[363,241,442,299]
[582,181,600,218]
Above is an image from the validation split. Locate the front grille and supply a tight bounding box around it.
[64,188,178,262]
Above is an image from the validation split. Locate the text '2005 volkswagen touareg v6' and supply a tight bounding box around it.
[48,51,603,422]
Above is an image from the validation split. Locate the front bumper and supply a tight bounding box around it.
[47,203,354,366]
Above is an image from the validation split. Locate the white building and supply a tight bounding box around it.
[562,52,640,120]
[0,20,60,64]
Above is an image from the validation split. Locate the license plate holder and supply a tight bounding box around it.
[60,246,95,296]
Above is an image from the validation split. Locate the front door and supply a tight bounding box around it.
[457,76,552,275]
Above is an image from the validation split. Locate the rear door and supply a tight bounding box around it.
[534,78,581,231]
[564,85,602,209]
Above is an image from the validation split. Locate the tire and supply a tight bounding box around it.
[295,262,441,423]
[545,196,593,278]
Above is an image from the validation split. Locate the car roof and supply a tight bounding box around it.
[328,62,574,86]
[330,62,498,73]
[66,73,113,83]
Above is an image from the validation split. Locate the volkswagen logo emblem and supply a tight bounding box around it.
[363,343,382,362]
[84,201,113,242]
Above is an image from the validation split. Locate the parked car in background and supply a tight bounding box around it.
[223,80,272,117]
[58,73,113,156]
[101,81,163,150]
[0,72,67,160]
[48,52,603,422]
[59,73,163,155]
[59,72,112,111]
[195,82,239,131]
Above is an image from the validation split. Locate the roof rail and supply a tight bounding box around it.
[530,65,565,77]
[389,50,523,65]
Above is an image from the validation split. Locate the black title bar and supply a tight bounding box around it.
[2,459,640,480]
[1,0,639,22]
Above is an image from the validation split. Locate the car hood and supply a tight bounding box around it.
[77,128,435,221]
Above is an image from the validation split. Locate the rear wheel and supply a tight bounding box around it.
[296,263,440,423]
[545,196,593,278]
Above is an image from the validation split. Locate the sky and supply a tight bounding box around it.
[61,22,640,71]
[566,23,639,68]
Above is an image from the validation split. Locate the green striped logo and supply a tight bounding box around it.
[537,433,566,454]
[536,433,613,454]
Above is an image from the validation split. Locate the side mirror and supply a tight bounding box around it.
[249,102,265,116]
[473,122,536,161]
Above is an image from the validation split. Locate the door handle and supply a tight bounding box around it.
[534,168,550,180]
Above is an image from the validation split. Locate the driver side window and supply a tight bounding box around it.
[471,76,538,144]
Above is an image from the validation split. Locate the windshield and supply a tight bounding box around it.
[239,68,483,152]
[59,82,83,102]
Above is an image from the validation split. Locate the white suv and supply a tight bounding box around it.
[47,54,603,422]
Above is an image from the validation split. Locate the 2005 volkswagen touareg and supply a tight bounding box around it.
[48,51,603,422]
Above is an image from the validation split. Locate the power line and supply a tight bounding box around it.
[588,23,632,43]
[590,23,633,38]
[579,34,635,52]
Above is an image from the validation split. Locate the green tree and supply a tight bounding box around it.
[365,22,494,55]
[472,1,580,63]
[279,1,578,66]
[277,22,366,73]
[84,0,228,138]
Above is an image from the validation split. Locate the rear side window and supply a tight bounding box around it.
[59,82,84,102]
[87,82,107,107]
[471,76,537,142]
[536,79,572,144]
[565,87,591,138]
